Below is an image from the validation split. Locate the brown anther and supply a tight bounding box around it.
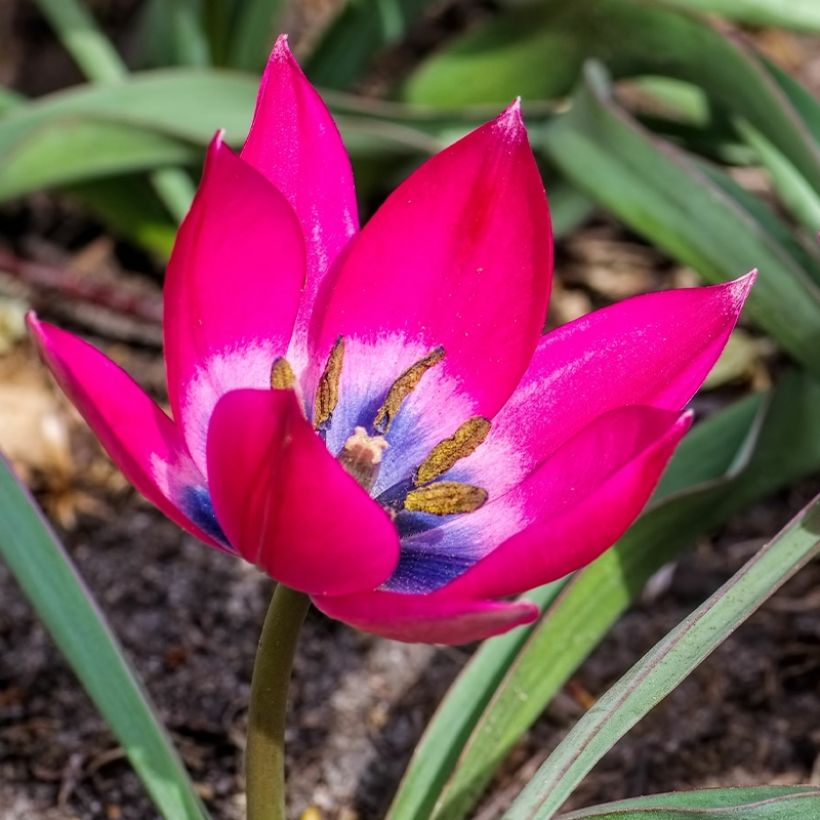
[270,357,296,389]
[338,426,389,492]
[415,416,491,486]
[313,336,344,427]
[404,482,488,515]
[373,347,445,433]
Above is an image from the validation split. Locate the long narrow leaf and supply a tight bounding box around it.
[227,0,284,71]
[403,0,820,196]
[504,496,820,818]
[387,581,567,820]
[32,0,124,83]
[0,457,209,819]
[540,63,820,376]
[138,0,212,68]
[556,785,820,819]
[0,72,471,201]
[32,0,196,221]
[0,119,197,200]
[307,0,435,89]
[390,370,820,820]
[659,0,820,32]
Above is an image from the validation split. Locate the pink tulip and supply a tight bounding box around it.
[29,36,753,644]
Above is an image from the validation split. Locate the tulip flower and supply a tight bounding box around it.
[28,36,753,646]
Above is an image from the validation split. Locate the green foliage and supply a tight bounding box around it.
[5,1,820,814]
[556,786,820,819]
[507,490,820,818]
[0,459,210,820]
[389,371,820,819]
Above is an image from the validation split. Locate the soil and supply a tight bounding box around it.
[1,439,818,820]
[1,2,820,819]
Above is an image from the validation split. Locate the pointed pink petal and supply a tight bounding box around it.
[454,273,754,497]
[164,134,306,475]
[446,409,692,600]
[206,388,400,595]
[242,35,358,370]
[310,102,552,420]
[313,591,538,644]
[28,316,224,549]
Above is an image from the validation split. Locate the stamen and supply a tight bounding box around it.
[415,416,491,485]
[373,347,445,433]
[313,336,344,428]
[404,481,488,515]
[339,426,389,492]
[270,357,296,389]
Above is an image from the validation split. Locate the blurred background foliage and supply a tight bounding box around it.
[2,1,820,818]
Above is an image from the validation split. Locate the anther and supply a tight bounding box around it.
[339,426,389,492]
[313,336,344,428]
[373,347,445,433]
[270,357,296,389]
[404,481,488,515]
[415,416,491,486]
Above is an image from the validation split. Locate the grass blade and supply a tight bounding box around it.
[660,0,820,32]
[386,581,567,820]
[32,0,124,83]
[227,0,284,71]
[0,457,209,819]
[556,785,820,819]
[391,370,820,820]
[32,0,196,221]
[504,496,820,819]
[540,62,820,376]
[139,0,212,68]
[306,0,435,89]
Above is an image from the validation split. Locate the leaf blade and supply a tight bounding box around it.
[0,458,210,820]
[504,496,820,818]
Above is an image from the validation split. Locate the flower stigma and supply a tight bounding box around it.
[339,426,389,492]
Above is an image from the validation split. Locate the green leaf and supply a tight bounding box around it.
[138,0,212,68]
[0,87,23,115]
[0,71,466,202]
[32,0,196,222]
[389,370,820,820]
[0,71,257,155]
[739,121,820,238]
[539,63,820,375]
[557,785,820,819]
[387,581,568,820]
[403,0,820,194]
[67,175,179,258]
[0,118,198,200]
[306,0,435,89]
[658,0,820,32]
[32,0,126,83]
[505,493,820,819]
[0,457,209,820]
[226,0,284,71]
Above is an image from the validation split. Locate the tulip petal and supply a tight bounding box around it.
[28,316,226,549]
[242,35,358,371]
[450,273,754,497]
[206,388,400,595]
[164,135,306,476]
[312,590,538,644]
[310,102,552,422]
[445,409,692,600]
[383,406,690,594]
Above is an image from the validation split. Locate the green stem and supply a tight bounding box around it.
[246,585,310,820]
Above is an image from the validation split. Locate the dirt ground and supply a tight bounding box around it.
[1,443,818,820]
[1,2,820,819]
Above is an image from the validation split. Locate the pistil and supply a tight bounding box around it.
[339,426,389,492]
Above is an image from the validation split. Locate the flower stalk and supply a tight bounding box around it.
[246,584,310,820]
